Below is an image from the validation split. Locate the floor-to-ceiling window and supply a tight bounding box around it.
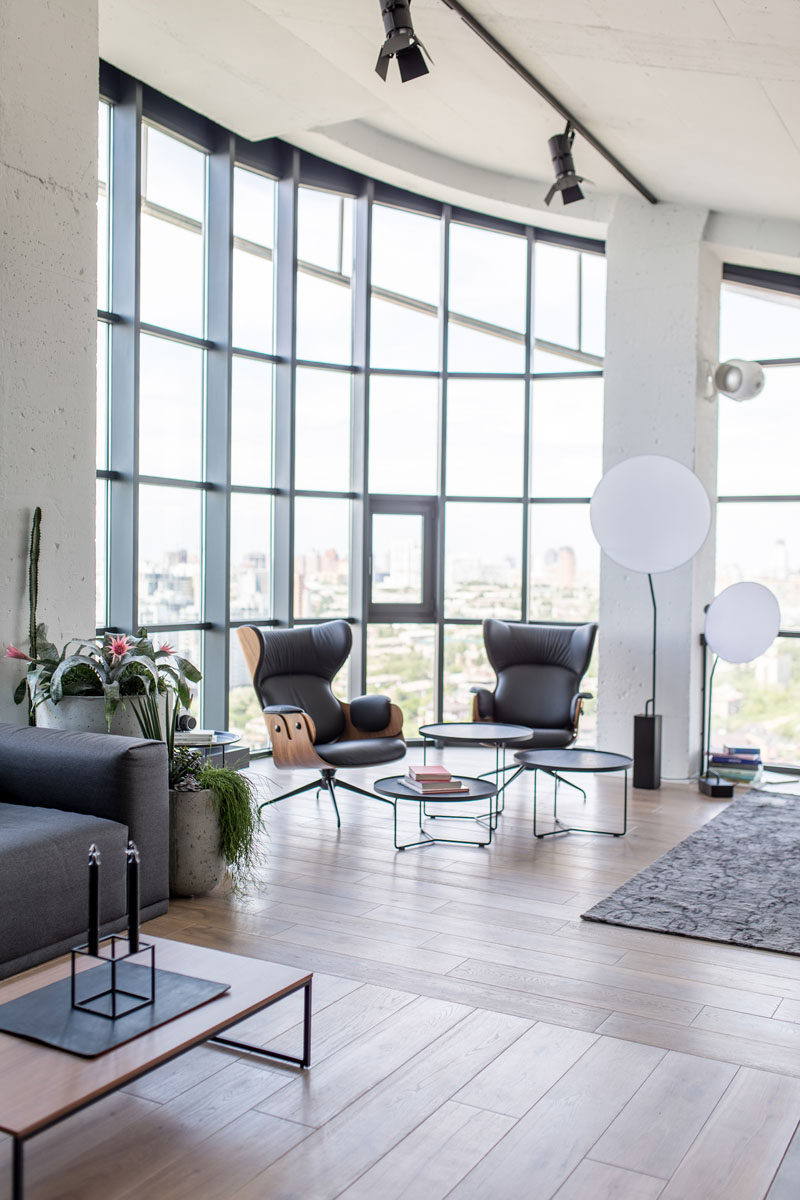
[714,266,800,768]
[97,66,605,750]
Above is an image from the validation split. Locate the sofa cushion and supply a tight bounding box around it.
[0,803,128,966]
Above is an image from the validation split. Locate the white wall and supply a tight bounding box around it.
[598,198,721,778]
[0,0,98,722]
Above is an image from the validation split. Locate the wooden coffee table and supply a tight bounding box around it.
[0,936,312,1199]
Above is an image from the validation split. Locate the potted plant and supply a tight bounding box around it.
[168,747,262,897]
[6,629,201,739]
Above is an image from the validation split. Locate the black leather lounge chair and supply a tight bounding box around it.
[237,620,406,827]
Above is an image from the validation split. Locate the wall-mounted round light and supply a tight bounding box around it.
[704,582,781,663]
[708,359,765,402]
[590,455,711,574]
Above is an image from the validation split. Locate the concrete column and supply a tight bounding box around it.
[598,197,721,779]
[0,0,98,722]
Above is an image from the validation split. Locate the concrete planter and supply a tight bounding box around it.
[169,788,226,898]
[35,694,168,739]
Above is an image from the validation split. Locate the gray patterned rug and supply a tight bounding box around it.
[581,789,800,955]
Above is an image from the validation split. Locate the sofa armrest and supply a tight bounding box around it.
[0,724,168,909]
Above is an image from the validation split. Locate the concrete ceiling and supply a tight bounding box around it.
[99,0,800,235]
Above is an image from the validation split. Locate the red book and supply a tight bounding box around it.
[408,764,452,781]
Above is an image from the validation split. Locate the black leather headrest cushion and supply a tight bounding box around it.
[483,619,597,678]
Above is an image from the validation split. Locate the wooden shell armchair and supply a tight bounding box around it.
[237,621,405,827]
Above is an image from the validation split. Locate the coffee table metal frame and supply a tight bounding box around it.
[418,722,534,823]
[373,774,499,850]
[507,748,632,839]
[2,947,312,1200]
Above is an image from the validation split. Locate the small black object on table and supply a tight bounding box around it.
[510,749,632,838]
[373,775,499,850]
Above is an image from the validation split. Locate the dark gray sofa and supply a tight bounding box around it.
[0,723,169,980]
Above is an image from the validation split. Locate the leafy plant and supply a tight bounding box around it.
[173,760,262,895]
[6,629,201,735]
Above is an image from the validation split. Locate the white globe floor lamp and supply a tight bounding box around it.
[590,456,712,789]
[700,582,781,797]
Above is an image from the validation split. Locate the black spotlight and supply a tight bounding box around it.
[544,123,586,206]
[376,0,431,82]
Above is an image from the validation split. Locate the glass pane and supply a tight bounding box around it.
[232,246,274,353]
[716,502,800,629]
[230,494,272,621]
[298,188,354,273]
[530,377,603,498]
[296,272,352,365]
[97,323,109,470]
[294,497,350,618]
[294,368,351,492]
[367,624,436,736]
[96,479,107,628]
[371,514,423,605]
[369,375,439,494]
[709,640,800,767]
[369,296,439,370]
[140,213,205,337]
[581,252,607,357]
[371,204,440,305]
[445,502,523,619]
[442,625,493,723]
[157,629,203,719]
[718,365,800,496]
[531,348,598,374]
[231,356,273,487]
[448,222,526,373]
[138,485,203,626]
[229,629,269,750]
[97,102,110,310]
[370,205,440,370]
[142,125,205,222]
[138,335,204,480]
[529,504,600,622]
[233,166,275,248]
[720,281,800,362]
[446,379,524,496]
[533,242,579,349]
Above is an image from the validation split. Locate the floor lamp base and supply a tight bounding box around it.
[698,775,734,799]
[633,714,662,789]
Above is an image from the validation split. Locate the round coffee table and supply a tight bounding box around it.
[512,748,632,838]
[373,774,499,851]
[418,722,533,817]
[175,730,241,766]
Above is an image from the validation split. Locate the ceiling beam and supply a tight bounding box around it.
[439,0,658,206]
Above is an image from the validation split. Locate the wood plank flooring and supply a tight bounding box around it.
[4,748,800,1199]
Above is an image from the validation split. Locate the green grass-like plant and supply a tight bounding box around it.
[194,764,262,896]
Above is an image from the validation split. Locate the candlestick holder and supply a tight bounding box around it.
[71,935,156,1020]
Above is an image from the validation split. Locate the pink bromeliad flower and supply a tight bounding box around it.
[108,634,133,663]
[158,641,175,655]
[5,645,32,661]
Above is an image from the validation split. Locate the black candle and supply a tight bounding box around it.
[126,841,140,953]
[88,844,101,956]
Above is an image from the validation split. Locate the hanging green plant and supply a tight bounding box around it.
[174,761,263,896]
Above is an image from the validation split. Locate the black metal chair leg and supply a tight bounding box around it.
[258,778,320,811]
[321,771,341,828]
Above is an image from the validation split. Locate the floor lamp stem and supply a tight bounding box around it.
[647,572,657,715]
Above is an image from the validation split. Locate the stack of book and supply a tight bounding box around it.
[174,729,215,745]
[403,764,466,794]
[708,745,761,783]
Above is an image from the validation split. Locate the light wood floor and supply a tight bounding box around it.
[4,748,800,1199]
